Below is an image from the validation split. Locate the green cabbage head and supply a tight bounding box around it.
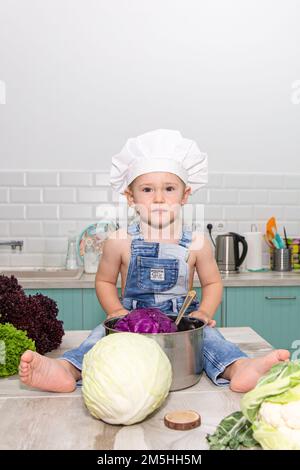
[82,332,172,425]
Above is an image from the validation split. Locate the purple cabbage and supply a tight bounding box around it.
[114,307,177,334]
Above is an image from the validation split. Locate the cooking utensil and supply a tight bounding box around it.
[283,226,288,248]
[266,217,285,249]
[275,233,285,249]
[175,289,197,326]
[272,237,280,249]
[266,217,277,239]
[263,234,273,248]
[271,248,292,271]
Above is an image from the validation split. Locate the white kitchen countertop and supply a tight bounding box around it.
[0,327,272,450]
[19,270,300,289]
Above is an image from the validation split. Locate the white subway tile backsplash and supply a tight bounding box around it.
[284,175,300,189]
[0,221,9,236]
[43,221,77,237]
[0,172,24,186]
[0,205,24,219]
[209,190,238,204]
[225,222,240,232]
[25,238,68,254]
[189,189,208,204]
[269,190,299,205]
[24,238,47,253]
[207,173,223,188]
[0,189,8,202]
[26,172,58,187]
[1,169,300,266]
[10,253,45,267]
[43,254,66,267]
[44,188,76,203]
[27,205,58,219]
[60,172,92,187]
[254,205,284,220]
[95,173,111,186]
[77,189,108,203]
[10,222,42,237]
[44,238,68,254]
[254,174,284,189]
[60,204,93,219]
[224,174,255,188]
[0,253,10,266]
[276,221,300,236]
[224,206,253,220]
[204,205,223,220]
[10,188,41,203]
[238,221,264,233]
[239,190,269,204]
[284,206,300,220]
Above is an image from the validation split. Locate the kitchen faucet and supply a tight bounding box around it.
[0,240,24,250]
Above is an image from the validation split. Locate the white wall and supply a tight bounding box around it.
[0,0,300,172]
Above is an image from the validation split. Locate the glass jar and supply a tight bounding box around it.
[65,234,78,270]
[83,239,99,274]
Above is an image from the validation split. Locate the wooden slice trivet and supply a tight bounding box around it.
[164,410,201,430]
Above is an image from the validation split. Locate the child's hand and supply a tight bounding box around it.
[107,308,129,319]
[188,310,216,328]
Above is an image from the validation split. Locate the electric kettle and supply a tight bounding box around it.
[215,232,248,273]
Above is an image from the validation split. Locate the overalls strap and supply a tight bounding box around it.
[127,223,144,241]
[128,222,193,248]
[178,227,193,248]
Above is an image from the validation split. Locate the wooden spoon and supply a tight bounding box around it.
[175,290,197,326]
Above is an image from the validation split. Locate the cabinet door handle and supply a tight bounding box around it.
[265,296,297,300]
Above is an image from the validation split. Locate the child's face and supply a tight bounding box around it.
[124,172,191,229]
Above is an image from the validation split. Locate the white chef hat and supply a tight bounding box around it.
[110,129,208,194]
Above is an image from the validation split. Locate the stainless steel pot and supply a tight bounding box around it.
[103,315,206,391]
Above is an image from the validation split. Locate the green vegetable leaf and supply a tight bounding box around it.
[206,411,259,450]
[0,322,36,377]
[241,360,300,423]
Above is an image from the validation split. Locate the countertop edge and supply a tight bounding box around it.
[21,273,300,289]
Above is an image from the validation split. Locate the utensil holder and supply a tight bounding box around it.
[271,248,292,272]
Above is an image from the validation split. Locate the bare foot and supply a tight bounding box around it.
[225,349,290,393]
[19,350,80,392]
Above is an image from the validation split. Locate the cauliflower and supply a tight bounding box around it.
[207,361,300,450]
[260,401,300,430]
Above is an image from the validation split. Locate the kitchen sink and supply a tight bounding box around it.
[0,267,84,279]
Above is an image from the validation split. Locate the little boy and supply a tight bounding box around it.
[19,129,289,393]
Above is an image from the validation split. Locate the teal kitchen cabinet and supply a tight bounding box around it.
[226,287,300,352]
[24,287,225,331]
[82,289,108,329]
[25,288,121,331]
[25,289,83,330]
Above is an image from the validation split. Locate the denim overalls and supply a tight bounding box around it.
[62,223,247,385]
